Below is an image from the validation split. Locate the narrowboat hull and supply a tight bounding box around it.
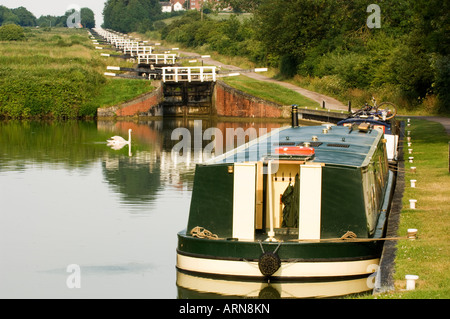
[177,234,382,279]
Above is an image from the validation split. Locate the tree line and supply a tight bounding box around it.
[158,0,449,113]
[0,5,96,29]
[103,0,162,33]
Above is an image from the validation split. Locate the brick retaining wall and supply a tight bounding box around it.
[97,81,163,118]
[214,81,290,119]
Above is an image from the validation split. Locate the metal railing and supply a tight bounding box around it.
[161,67,216,83]
[138,53,177,65]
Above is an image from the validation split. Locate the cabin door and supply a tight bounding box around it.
[265,162,323,240]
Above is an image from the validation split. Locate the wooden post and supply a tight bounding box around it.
[348,101,352,113]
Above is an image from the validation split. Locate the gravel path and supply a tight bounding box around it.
[421,116,450,135]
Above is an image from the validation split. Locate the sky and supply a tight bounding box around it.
[1,0,108,26]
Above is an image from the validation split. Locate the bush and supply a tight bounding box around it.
[0,24,25,41]
[433,54,450,113]
[153,20,166,31]
[387,45,434,101]
[0,64,106,119]
[279,54,298,78]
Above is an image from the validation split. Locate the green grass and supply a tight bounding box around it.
[0,27,155,119]
[222,75,319,107]
[87,78,154,108]
[372,118,450,299]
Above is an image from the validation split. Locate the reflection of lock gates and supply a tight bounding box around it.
[66,5,82,29]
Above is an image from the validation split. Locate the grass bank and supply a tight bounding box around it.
[0,27,154,119]
[222,75,319,108]
[373,118,450,299]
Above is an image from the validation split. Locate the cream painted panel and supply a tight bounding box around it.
[232,163,256,240]
[298,164,322,240]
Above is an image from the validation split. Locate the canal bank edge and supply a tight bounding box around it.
[97,80,349,122]
[97,80,164,119]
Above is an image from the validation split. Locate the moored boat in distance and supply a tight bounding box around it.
[176,107,399,290]
[337,99,401,163]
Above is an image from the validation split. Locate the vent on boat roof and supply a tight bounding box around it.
[273,142,296,146]
[298,142,323,147]
[327,143,350,148]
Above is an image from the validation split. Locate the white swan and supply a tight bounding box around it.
[107,129,132,146]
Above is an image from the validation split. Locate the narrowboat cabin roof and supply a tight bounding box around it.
[210,125,384,168]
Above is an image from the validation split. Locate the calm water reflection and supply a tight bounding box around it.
[0,119,285,298]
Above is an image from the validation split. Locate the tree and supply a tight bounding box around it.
[255,0,343,75]
[411,0,450,56]
[81,8,95,28]
[0,5,20,25]
[37,15,62,28]
[11,6,37,26]
[216,0,262,12]
[103,0,162,33]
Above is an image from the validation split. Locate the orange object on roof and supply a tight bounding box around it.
[275,146,315,156]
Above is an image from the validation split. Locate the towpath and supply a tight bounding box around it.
[179,50,348,111]
[415,116,450,135]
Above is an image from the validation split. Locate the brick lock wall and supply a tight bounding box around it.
[97,81,163,118]
[214,81,288,119]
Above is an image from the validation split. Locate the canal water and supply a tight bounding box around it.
[0,119,285,298]
[0,119,374,299]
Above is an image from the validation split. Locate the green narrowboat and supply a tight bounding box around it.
[176,120,397,281]
[337,100,400,163]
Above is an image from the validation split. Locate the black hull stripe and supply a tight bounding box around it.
[176,267,371,282]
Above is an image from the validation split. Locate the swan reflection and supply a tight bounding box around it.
[107,128,132,156]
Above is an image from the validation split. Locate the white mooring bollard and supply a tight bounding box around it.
[409,199,417,209]
[405,275,419,290]
[409,157,414,163]
[407,228,418,240]
[410,180,417,188]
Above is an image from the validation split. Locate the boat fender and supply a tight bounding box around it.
[258,285,281,299]
[258,252,281,277]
